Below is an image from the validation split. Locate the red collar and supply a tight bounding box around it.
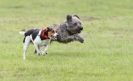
[40,29,49,40]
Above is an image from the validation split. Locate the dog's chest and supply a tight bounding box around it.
[33,35,50,46]
[40,39,50,46]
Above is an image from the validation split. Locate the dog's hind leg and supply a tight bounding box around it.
[23,36,31,60]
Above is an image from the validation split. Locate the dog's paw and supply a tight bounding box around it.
[41,52,48,56]
[79,38,84,43]
[36,51,42,56]
[74,35,84,43]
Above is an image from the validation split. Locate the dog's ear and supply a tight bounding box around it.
[46,27,50,31]
[47,27,52,31]
[74,15,80,19]
[66,15,72,22]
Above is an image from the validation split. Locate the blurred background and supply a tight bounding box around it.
[0,0,133,81]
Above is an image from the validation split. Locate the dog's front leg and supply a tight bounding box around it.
[41,45,48,55]
[33,43,41,55]
[57,35,75,42]
[74,34,84,43]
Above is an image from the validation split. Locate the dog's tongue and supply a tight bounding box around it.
[40,29,49,40]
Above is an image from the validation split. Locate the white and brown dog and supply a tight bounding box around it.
[19,27,57,60]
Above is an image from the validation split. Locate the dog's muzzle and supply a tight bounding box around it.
[54,33,58,37]
[51,33,58,40]
[77,27,83,33]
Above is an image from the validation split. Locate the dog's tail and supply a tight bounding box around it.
[19,29,25,36]
[19,31,25,35]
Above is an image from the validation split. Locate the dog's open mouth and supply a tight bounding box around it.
[78,30,81,33]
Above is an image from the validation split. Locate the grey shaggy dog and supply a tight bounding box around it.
[50,15,84,43]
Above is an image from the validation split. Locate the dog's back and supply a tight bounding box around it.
[24,29,37,36]
[22,29,39,43]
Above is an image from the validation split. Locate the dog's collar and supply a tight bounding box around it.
[40,29,50,40]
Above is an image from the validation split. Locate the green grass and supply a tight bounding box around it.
[0,0,133,81]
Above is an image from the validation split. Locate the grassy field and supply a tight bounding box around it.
[0,0,133,81]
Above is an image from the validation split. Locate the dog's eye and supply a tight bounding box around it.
[74,23,77,26]
[51,30,55,33]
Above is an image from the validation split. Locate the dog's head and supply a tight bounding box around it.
[46,27,58,38]
[65,15,83,34]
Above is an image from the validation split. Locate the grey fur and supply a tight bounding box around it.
[50,15,84,43]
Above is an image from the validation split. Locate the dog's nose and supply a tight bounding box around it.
[57,34,61,39]
[80,27,83,30]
